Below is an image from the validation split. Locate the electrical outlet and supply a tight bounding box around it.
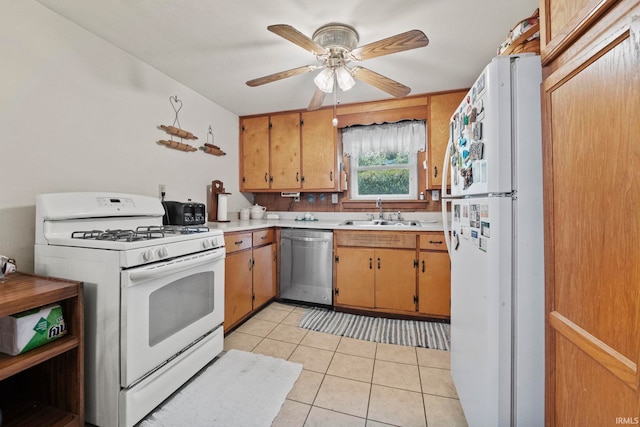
[331,193,338,204]
[432,190,440,201]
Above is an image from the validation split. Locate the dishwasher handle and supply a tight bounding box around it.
[282,235,331,243]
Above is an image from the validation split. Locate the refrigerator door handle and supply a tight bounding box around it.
[442,132,452,199]
[442,198,453,258]
[441,130,454,257]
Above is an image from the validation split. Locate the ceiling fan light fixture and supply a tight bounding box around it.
[312,23,359,50]
[335,66,355,91]
[314,68,334,93]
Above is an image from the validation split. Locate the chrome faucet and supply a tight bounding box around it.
[376,197,383,219]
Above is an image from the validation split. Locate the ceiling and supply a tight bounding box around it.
[35,0,538,117]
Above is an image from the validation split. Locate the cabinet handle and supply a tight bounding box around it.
[234,240,243,245]
[434,166,438,178]
[264,173,268,182]
[269,176,273,183]
[330,171,333,181]
[296,172,299,182]
[369,258,372,269]
[429,240,444,245]
[422,260,425,273]
[261,235,266,240]
[377,257,381,269]
[248,258,253,270]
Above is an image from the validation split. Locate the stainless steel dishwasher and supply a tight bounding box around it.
[280,228,333,306]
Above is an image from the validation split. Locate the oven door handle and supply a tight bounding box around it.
[126,248,225,284]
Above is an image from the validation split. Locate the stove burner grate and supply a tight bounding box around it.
[71,225,212,241]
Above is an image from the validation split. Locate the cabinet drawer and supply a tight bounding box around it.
[224,232,252,253]
[419,233,447,251]
[252,229,275,246]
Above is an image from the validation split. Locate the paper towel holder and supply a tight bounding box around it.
[209,180,231,222]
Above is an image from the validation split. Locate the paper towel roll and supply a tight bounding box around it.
[217,194,228,221]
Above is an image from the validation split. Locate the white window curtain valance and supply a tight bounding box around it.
[342,120,426,157]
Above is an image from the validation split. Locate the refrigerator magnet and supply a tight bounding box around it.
[471,229,479,246]
[481,221,490,238]
[479,237,488,252]
[469,141,484,160]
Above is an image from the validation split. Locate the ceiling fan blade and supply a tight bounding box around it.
[308,88,326,111]
[268,24,327,56]
[351,30,429,61]
[351,66,411,98]
[246,65,316,87]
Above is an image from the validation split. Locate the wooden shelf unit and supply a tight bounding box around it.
[0,272,84,427]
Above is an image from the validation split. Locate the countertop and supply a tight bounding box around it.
[206,211,445,233]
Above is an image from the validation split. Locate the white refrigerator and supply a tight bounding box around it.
[441,54,544,426]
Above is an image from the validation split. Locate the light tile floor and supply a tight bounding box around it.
[223,302,468,427]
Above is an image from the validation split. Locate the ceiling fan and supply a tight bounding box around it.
[246,23,429,110]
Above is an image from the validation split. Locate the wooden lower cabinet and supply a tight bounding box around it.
[334,247,375,308]
[224,249,253,329]
[334,230,450,318]
[252,243,276,308]
[418,251,450,317]
[224,229,276,331]
[373,248,417,312]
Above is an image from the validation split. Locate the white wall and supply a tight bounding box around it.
[0,1,250,273]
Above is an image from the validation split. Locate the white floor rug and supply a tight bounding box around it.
[138,349,303,427]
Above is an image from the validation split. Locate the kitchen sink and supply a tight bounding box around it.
[339,220,421,227]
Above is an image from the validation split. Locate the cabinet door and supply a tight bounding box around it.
[428,91,466,188]
[335,247,375,308]
[418,251,450,316]
[224,250,253,330]
[543,2,640,424]
[240,116,270,191]
[252,243,276,309]
[374,248,417,312]
[270,113,301,189]
[301,109,337,190]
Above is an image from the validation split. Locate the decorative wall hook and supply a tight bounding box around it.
[199,124,226,156]
[157,95,198,152]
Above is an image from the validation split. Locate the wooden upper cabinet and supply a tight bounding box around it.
[240,116,270,191]
[540,0,618,63]
[428,91,466,188]
[270,113,301,190]
[301,109,338,190]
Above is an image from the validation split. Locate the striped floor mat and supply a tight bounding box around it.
[298,307,450,351]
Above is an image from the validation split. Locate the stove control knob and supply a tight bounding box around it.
[156,246,169,259]
[202,239,211,249]
[210,238,219,248]
[142,249,154,262]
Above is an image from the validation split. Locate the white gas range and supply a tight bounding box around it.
[34,192,225,427]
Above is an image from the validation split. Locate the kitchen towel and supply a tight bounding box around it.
[138,349,302,427]
[299,307,451,351]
